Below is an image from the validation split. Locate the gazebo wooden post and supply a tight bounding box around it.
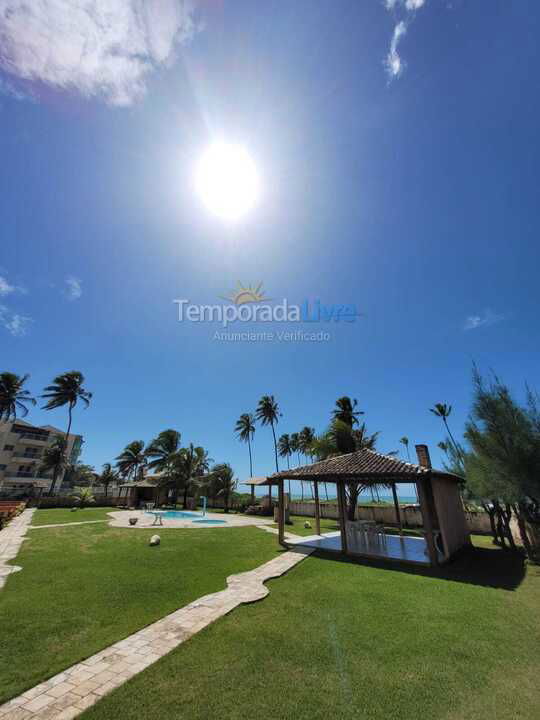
[313,480,321,535]
[416,477,438,565]
[336,480,348,555]
[391,482,403,536]
[278,479,286,547]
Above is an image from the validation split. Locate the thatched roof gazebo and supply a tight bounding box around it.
[246,444,470,566]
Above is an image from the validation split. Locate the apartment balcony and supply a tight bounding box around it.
[2,474,51,489]
[16,433,49,446]
[11,453,42,460]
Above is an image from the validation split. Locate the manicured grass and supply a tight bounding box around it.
[81,538,540,720]
[0,523,279,703]
[271,514,340,536]
[31,506,117,526]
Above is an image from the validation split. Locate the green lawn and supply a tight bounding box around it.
[0,523,279,703]
[81,538,540,720]
[271,513,341,536]
[30,506,117,526]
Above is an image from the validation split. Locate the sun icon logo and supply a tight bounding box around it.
[222,282,269,305]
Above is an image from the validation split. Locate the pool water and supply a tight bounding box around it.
[148,510,226,525]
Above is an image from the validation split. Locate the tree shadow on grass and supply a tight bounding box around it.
[311,544,526,591]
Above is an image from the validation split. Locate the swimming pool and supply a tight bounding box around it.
[148,510,226,525]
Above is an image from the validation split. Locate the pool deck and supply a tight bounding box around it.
[107,510,273,530]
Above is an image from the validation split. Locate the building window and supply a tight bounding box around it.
[0,464,6,470]
[4,444,14,451]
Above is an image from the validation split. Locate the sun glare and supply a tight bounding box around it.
[195,142,260,221]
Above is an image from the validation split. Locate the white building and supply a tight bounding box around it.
[0,419,83,496]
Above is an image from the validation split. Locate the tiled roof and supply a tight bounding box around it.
[267,448,461,483]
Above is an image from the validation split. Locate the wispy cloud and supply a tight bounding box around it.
[385,21,407,78]
[65,276,82,301]
[0,304,32,337]
[0,1,198,106]
[384,0,427,79]
[464,309,504,331]
[0,274,25,296]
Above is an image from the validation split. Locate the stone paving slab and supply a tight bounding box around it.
[0,544,314,719]
[0,509,35,591]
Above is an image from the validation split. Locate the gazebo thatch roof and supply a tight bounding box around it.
[244,448,462,485]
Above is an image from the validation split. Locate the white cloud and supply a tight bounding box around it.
[405,0,425,9]
[385,21,407,78]
[384,0,427,79]
[464,309,504,331]
[0,275,15,296]
[0,1,197,106]
[0,274,25,296]
[0,304,32,336]
[65,276,82,300]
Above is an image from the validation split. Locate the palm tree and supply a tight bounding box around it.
[39,435,68,494]
[278,433,293,498]
[72,486,96,508]
[64,462,95,487]
[299,426,316,499]
[256,395,280,504]
[278,433,293,469]
[290,432,301,465]
[235,413,256,503]
[430,403,460,453]
[115,440,147,483]
[400,436,411,461]
[145,429,181,503]
[298,426,316,459]
[311,419,380,520]
[332,396,363,427]
[289,432,303,500]
[100,463,118,497]
[41,372,92,462]
[172,444,211,509]
[211,463,237,513]
[0,372,36,421]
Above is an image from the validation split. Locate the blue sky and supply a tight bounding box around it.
[1,1,540,498]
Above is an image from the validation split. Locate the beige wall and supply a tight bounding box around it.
[424,476,470,558]
[289,499,490,536]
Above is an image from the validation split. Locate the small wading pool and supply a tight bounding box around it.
[146,510,226,525]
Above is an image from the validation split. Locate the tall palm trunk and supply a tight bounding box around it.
[286,455,291,500]
[183,482,189,509]
[49,464,60,495]
[443,417,460,457]
[63,402,74,475]
[248,436,255,504]
[269,421,278,504]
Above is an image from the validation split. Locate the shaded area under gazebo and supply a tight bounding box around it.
[246,444,470,567]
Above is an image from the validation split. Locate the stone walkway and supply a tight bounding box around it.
[0,545,314,720]
[30,520,108,530]
[0,509,35,591]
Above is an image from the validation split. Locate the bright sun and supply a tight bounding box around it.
[195,142,260,221]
